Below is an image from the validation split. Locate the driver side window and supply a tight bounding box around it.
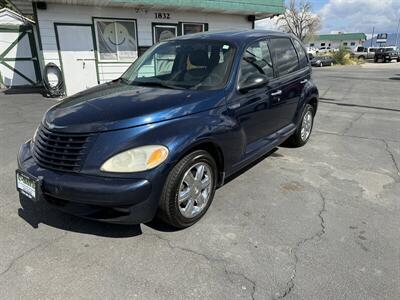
[239,40,273,87]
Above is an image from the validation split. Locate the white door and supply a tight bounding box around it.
[56,25,98,96]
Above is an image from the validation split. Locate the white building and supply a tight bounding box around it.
[10,0,285,95]
[308,33,367,49]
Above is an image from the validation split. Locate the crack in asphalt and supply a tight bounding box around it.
[274,191,327,300]
[382,139,400,181]
[147,233,256,299]
[315,131,400,182]
[341,113,365,135]
[0,232,67,277]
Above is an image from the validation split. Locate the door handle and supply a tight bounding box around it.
[271,90,282,96]
[300,79,308,84]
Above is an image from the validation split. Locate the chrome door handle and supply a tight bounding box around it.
[271,90,282,96]
[300,79,308,84]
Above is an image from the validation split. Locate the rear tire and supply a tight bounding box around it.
[283,104,315,148]
[157,150,217,228]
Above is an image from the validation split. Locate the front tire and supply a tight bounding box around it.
[284,104,315,147]
[158,150,217,228]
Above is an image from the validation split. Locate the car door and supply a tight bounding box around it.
[268,37,310,131]
[227,39,277,154]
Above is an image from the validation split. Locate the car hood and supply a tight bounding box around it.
[43,81,225,133]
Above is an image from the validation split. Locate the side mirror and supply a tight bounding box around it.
[239,74,269,93]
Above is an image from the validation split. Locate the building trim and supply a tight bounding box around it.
[313,33,367,42]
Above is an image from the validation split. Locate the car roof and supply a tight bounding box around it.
[170,30,293,45]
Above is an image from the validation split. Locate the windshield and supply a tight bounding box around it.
[121,40,236,90]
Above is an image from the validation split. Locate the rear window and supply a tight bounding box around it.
[292,39,308,69]
[270,38,299,76]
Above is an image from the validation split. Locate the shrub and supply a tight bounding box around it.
[331,47,359,65]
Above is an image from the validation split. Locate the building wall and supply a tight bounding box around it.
[309,39,365,49]
[36,3,252,84]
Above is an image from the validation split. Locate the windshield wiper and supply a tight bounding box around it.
[133,81,185,90]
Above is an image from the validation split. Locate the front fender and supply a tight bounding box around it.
[82,107,244,179]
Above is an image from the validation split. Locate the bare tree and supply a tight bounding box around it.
[276,0,321,42]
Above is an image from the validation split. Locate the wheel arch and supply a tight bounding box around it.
[176,140,225,187]
[308,96,318,115]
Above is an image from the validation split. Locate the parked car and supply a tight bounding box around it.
[351,46,376,60]
[311,56,335,67]
[317,46,332,54]
[16,30,319,228]
[374,47,400,63]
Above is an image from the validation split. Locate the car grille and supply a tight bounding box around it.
[32,125,94,172]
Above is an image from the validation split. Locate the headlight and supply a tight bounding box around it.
[100,145,169,173]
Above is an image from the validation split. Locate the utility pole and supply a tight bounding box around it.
[395,18,400,48]
[371,26,375,48]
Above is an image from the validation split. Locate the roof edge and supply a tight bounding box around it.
[0,7,35,24]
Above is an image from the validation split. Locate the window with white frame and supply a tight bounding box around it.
[182,23,206,35]
[94,18,138,62]
[153,24,177,43]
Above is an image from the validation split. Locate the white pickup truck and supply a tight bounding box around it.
[351,46,377,60]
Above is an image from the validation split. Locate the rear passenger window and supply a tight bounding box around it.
[292,39,308,69]
[270,38,299,76]
[239,40,274,86]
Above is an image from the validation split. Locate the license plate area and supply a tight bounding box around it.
[16,170,41,201]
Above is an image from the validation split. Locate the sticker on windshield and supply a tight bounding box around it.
[223,45,230,50]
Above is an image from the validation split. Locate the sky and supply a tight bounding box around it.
[256,0,400,36]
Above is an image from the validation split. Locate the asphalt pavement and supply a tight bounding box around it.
[0,62,399,299]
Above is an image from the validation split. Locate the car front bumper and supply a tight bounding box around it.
[17,140,162,224]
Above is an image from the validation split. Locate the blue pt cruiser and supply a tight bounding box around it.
[17,30,319,228]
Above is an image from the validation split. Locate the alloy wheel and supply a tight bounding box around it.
[301,110,313,141]
[178,162,213,218]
